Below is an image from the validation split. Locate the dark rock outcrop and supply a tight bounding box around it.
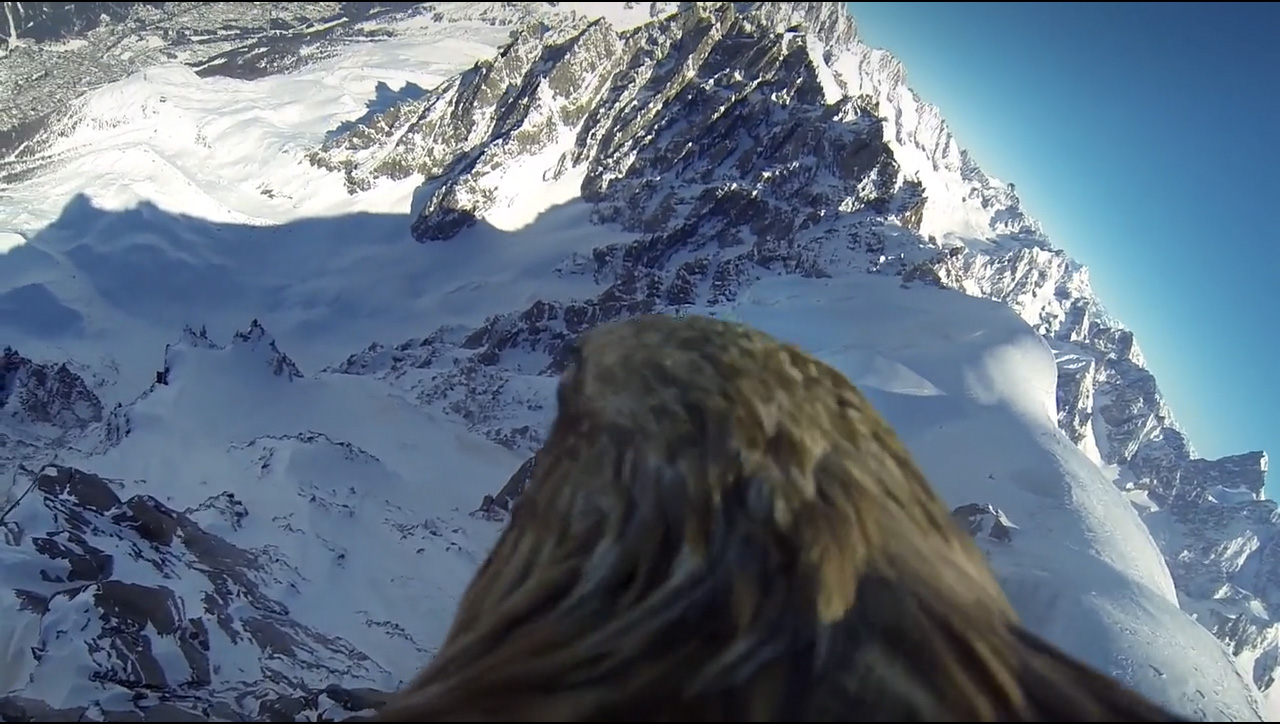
[0,347,103,430]
[316,1,1277,697]
[0,466,391,721]
[952,502,1018,544]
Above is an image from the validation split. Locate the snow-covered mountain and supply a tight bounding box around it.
[0,1,1274,720]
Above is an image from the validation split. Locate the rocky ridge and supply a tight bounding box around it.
[0,347,104,484]
[2,320,470,721]
[2,0,1276,718]
[0,465,391,721]
[313,0,1280,701]
[1,347,103,432]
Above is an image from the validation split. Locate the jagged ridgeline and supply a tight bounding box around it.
[309,2,916,243]
[1,320,414,721]
[0,1,1275,721]
[312,1,1275,716]
[0,465,393,722]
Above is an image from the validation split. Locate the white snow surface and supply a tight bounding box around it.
[732,276,1260,720]
[0,2,1269,720]
[3,330,522,709]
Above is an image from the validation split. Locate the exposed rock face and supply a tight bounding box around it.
[1182,453,1269,499]
[160,319,303,386]
[0,347,105,493]
[322,3,933,453]
[314,1,1278,700]
[925,249,1280,692]
[316,3,919,247]
[478,453,539,519]
[0,466,393,721]
[0,347,103,431]
[4,0,1277,716]
[952,503,1018,544]
[231,319,304,381]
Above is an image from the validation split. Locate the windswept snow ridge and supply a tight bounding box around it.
[0,1,1273,720]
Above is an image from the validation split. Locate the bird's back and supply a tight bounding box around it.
[373,314,1190,723]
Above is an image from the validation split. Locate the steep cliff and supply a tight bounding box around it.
[315,0,1278,704]
[1,1,1274,719]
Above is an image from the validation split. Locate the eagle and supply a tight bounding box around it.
[373,313,1189,722]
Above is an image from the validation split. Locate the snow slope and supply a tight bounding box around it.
[0,61,631,408]
[0,2,678,397]
[0,1,1272,720]
[731,275,1259,719]
[1,321,521,719]
[83,322,521,671]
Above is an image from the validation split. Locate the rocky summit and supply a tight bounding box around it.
[0,1,1275,721]
[318,0,1278,708]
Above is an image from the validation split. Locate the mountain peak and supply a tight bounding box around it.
[1181,451,1270,500]
[0,346,103,431]
[179,323,219,350]
[1,1,1276,719]
[314,4,1274,712]
[230,319,303,380]
[159,320,302,386]
[312,1,910,246]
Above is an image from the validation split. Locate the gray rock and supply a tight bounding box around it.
[6,0,1278,712]
[1,466,392,721]
[951,503,1019,544]
[1,347,104,430]
[318,1,1279,699]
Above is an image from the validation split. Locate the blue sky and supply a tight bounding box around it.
[846,1,1279,492]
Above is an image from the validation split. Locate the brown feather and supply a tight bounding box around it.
[373,313,1190,722]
